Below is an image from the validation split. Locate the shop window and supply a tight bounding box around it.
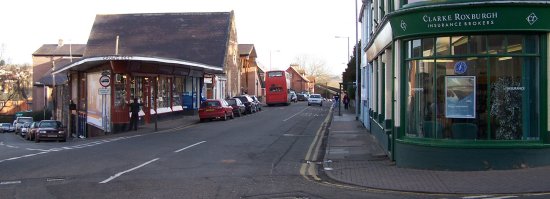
[525,35,539,54]
[451,36,468,55]
[436,37,450,56]
[422,38,434,57]
[487,35,506,54]
[114,74,127,110]
[507,35,523,54]
[173,77,183,107]
[405,34,540,141]
[469,35,487,54]
[412,39,421,58]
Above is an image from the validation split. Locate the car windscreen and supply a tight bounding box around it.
[18,118,33,123]
[310,95,321,98]
[226,99,236,105]
[39,121,60,128]
[203,101,220,107]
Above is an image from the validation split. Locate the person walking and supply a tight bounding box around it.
[343,93,350,110]
[333,94,340,108]
[128,98,142,131]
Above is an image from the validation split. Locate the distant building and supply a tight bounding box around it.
[286,64,310,93]
[238,44,264,98]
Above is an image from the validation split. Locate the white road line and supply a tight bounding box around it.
[282,107,309,122]
[25,148,50,152]
[0,180,21,185]
[483,196,518,199]
[174,141,206,153]
[99,158,160,184]
[462,196,495,199]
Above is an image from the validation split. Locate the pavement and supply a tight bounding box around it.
[323,104,550,194]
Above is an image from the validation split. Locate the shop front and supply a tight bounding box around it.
[368,2,550,170]
[55,56,222,137]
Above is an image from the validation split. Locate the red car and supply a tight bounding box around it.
[199,99,234,122]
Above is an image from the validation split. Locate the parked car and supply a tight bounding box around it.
[14,117,33,134]
[0,123,14,133]
[290,93,298,103]
[25,122,39,141]
[19,122,32,138]
[199,99,234,122]
[297,94,308,101]
[35,120,66,142]
[250,95,262,111]
[226,98,246,117]
[308,94,323,106]
[233,95,256,114]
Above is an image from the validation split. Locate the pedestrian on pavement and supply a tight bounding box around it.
[333,94,340,108]
[343,93,350,110]
[128,97,142,131]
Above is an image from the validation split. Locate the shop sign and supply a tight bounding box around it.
[391,5,550,38]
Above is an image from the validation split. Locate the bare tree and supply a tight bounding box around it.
[291,54,331,83]
[0,64,32,112]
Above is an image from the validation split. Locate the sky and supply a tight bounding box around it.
[0,0,359,76]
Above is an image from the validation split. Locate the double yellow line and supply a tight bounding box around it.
[299,106,333,181]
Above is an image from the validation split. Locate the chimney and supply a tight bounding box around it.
[58,39,64,47]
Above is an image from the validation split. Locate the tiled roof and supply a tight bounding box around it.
[84,12,232,68]
[37,58,81,86]
[32,44,86,56]
[238,44,255,56]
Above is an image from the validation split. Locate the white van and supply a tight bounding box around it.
[14,117,33,134]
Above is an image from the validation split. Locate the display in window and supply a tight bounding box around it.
[445,76,476,119]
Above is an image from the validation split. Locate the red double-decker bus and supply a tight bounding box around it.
[265,70,291,106]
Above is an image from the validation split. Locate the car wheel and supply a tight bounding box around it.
[237,111,241,117]
[35,137,39,143]
[320,103,323,106]
[223,113,228,121]
[308,103,311,106]
[200,119,206,123]
[230,112,234,119]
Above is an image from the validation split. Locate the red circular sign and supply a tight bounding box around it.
[99,75,111,87]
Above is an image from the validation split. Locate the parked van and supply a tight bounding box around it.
[14,117,33,134]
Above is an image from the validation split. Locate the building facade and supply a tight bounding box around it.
[38,12,239,138]
[361,0,550,170]
[286,65,310,93]
[239,44,265,98]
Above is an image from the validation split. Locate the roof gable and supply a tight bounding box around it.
[238,44,256,58]
[84,12,232,67]
[33,44,86,57]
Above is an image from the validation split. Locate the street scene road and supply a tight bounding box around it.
[0,102,422,199]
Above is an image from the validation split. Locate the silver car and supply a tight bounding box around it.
[307,94,323,106]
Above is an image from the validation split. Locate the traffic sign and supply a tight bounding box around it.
[99,75,111,87]
[98,88,110,95]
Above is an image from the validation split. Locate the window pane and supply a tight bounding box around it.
[507,35,523,54]
[489,57,538,140]
[487,35,506,54]
[525,35,538,54]
[469,35,487,54]
[451,36,468,55]
[406,40,412,59]
[412,39,421,58]
[406,59,434,138]
[422,38,434,57]
[436,37,450,56]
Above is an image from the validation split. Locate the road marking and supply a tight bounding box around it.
[462,196,494,199]
[6,145,18,148]
[282,107,309,122]
[0,151,49,163]
[483,196,518,199]
[99,158,159,184]
[174,141,206,153]
[0,180,21,185]
[300,106,332,181]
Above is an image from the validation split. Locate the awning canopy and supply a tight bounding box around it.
[52,55,224,75]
